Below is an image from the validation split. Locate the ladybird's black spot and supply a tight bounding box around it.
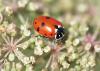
[54,25,58,28]
[46,16,50,19]
[41,22,45,27]
[44,33,47,36]
[51,34,53,36]
[37,27,40,32]
[35,22,37,24]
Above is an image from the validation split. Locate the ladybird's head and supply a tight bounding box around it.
[55,25,64,40]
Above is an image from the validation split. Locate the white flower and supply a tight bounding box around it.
[88,55,95,67]
[4,61,10,70]
[5,6,13,15]
[84,43,91,51]
[73,38,80,46]
[20,25,31,36]
[18,0,28,8]
[17,41,29,49]
[8,52,15,61]
[27,2,42,11]
[69,53,78,61]
[43,46,51,53]
[34,46,43,55]
[58,52,66,63]
[70,16,80,25]
[1,69,4,71]
[0,13,3,23]
[94,45,100,52]
[62,61,70,69]
[23,57,30,65]
[51,62,58,70]
[6,23,16,35]
[25,64,33,71]
[16,63,22,70]
[67,46,74,53]
[81,57,87,66]
[0,25,5,33]
[30,56,35,64]
[11,62,16,71]
[77,3,88,13]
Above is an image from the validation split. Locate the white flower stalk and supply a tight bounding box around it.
[14,49,31,65]
[0,13,3,23]
[51,62,58,71]
[17,41,29,50]
[16,63,22,71]
[84,43,91,51]
[11,62,16,71]
[3,61,10,71]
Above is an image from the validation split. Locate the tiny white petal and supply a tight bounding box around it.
[43,46,51,53]
[94,45,100,52]
[8,52,15,61]
[34,46,43,55]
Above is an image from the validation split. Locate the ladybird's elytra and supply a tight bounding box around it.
[33,16,64,40]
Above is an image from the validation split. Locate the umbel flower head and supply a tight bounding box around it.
[0,34,35,70]
[84,34,100,52]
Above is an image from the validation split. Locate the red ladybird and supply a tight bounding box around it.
[33,16,64,40]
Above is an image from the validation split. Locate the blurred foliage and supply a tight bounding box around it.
[0,0,100,71]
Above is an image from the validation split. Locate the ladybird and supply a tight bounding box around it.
[33,16,64,40]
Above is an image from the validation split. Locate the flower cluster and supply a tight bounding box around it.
[0,0,100,71]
